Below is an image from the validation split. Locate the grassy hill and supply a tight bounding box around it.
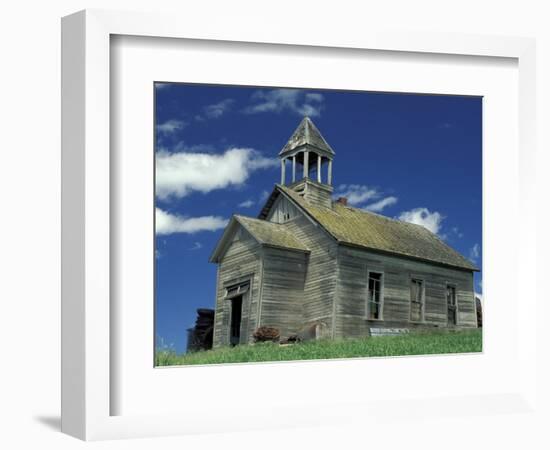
[155,329,482,366]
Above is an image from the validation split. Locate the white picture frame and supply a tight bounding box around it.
[61,9,538,441]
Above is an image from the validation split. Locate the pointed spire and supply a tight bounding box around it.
[279,117,335,158]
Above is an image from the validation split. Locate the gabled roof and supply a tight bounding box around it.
[279,117,335,157]
[263,185,478,271]
[209,215,309,263]
[236,216,309,252]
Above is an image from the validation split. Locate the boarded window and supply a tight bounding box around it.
[446,284,457,325]
[367,272,383,319]
[410,279,424,322]
[225,282,249,299]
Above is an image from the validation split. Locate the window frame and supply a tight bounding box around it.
[224,281,250,299]
[365,270,385,321]
[409,277,425,323]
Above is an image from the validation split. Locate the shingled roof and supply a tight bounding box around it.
[209,215,310,262]
[279,117,335,158]
[235,215,309,252]
[274,185,478,271]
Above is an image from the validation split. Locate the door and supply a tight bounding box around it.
[229,296,243,346]
[446,285,457,325]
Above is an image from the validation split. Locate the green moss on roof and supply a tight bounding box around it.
[278,186,478,271]
[235,215,309,253]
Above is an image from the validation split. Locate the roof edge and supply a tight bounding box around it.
[277,185,478,272]
[209,216,239,263]
[338,241,479,272]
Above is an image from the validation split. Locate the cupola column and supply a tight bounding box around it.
[278,116,335,193]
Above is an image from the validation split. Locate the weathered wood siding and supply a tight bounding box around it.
[266,195,301,223]
[281,213,338,335]
[259,247,307,338]
[212,228,262,347]
[214,193,477,346]
[334,245,477,338]
[302,181,332,208]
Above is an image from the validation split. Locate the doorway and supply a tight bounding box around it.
[230,296,243,346]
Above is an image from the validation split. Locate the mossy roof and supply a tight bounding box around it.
[235,215,310,253]
[277,185,478,271]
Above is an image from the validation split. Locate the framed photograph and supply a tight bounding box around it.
[153,83,482,366]
[62,9,538,441]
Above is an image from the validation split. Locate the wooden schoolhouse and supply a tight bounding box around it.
[210,117,478,347]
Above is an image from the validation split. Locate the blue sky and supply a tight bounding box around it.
[155,84,482,353]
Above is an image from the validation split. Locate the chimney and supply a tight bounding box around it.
[336,197,348,206]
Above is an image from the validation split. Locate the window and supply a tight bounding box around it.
[367,272,383,320]
[225,282,249,299]
[446,284,457,325]
[410,278,424,322]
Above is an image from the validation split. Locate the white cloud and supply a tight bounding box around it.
[334,184,379,206]
[469,243,480,262]
[244,89,325,117]
[238,199,255,208]
[156,147,278,200]
[157,119,186,135]
[335,185,398,212]
[238,190,271,209]
[156,208,227,235]
[398,207,444,235]
[305,93,324,102]
[190,242,203,250]
[201,99,234,119]
[451,227,464,238]
[364,196,398,212]
[247,157,279,171]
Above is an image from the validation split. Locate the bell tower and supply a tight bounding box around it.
[279,117,335,208]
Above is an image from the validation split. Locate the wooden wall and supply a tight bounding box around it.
[266,195,301,223]
[212,228,262,347]
[302,181,332,208]
[259,247,307,338]
[282,214,339,335]
[334,245,478,338]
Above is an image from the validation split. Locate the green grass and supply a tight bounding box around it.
[155,329,482,366]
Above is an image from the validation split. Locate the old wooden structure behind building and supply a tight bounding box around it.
[210,117,478,347]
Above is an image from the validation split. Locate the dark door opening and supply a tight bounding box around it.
[230,296,243,346]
